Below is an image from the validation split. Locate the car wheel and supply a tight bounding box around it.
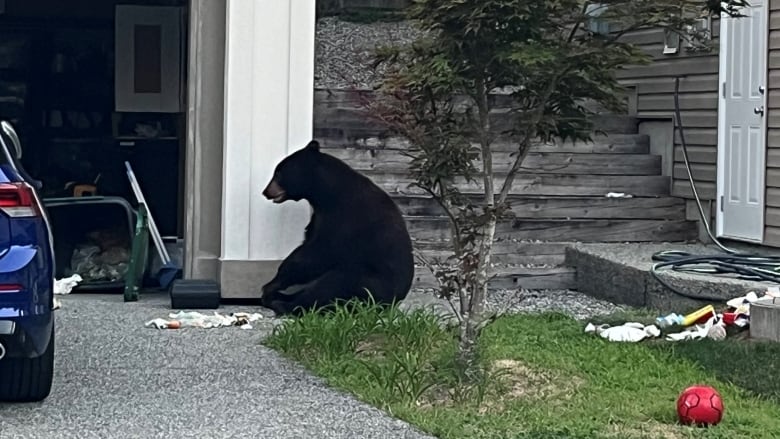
[0,325,55,402]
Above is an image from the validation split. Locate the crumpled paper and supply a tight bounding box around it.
[145,311,264,330]
[606,192,633,198]
[54,274,83,295]
[727,291,760,313]
[584,322,661,342]
[665,315,726,342]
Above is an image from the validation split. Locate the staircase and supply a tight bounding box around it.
[314,90,699,291]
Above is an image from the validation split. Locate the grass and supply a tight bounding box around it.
[264,302,780,439]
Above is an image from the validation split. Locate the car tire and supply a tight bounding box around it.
[0,325,55,402]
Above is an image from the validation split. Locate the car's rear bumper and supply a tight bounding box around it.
[0,245,54,357]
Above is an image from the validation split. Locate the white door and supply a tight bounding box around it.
[717,0,769,243]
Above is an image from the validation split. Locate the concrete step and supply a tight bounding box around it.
[324,148,661,175]
[365,172,671,197]
[318,133,650,154]
[395,195,687,220]
[406,217,699,243]
[564,243,771,312]
[412,264,577,291]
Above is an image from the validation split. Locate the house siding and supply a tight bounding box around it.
[619,10,780,248]
[766,0,780,245]
[616,22,721,205]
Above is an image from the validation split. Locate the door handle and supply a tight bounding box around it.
[759,85,766,95]
[755,106,765,116]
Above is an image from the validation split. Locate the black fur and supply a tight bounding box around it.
[260,140,414,316]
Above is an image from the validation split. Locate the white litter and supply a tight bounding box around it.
[665,315,726,342]
[584,321,661,342]
[726,291,760,310]
[144,311,264,329]
[54,274,83,295]
[606,192,633,198]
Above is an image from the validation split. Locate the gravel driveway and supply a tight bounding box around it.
[0,293,433,439]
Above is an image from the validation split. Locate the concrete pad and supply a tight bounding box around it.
[565,243,775,312]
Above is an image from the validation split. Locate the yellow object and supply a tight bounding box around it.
[681,305,715,326]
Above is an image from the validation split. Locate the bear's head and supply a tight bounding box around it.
[262,140,321,204]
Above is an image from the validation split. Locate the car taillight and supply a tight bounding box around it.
[0,284,23,293]
[0,182,40,217]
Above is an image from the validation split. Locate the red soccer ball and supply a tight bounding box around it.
[676,385,724,426]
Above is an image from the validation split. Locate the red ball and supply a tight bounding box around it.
[676,385,724,426]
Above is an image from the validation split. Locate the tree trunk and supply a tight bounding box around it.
[457,314,480,377]
[454,75,498,379]
[456,214,497,378]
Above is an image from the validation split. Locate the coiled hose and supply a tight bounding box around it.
[648,76,780,301]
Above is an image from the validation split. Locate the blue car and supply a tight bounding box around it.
[0,121,56,402]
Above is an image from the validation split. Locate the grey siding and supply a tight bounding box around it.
[617,22,721,205]
[619,7,780,247]
[766,0,780,245]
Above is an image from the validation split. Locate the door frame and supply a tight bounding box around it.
[716,0,770,243]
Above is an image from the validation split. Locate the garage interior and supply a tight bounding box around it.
[0,0,190,287]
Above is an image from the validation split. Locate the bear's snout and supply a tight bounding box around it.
[263,179,288,203]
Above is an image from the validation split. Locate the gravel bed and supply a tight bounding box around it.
[485,288,627,321]
[315,17,422,89]
[405,288,627,322]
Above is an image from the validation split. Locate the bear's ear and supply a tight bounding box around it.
[304,140,320,152]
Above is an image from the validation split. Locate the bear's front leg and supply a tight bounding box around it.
[260,243,329,306]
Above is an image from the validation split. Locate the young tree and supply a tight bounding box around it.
[367,0,749,376]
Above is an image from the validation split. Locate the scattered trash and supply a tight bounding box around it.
[665,315,726,342]
[721,312,749,327]
[53,298,62,310]
[144,311,264,330]
[70,244,130,282]
[66,227,131,283]
[584,322,661,342]
[586,286,780,343]
[606,192,633,198]
[655,305,715,328]
[54,274,83,295]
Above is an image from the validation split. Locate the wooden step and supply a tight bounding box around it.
[416,241,571,266]
[412,264,577,290]
[314,109,638,138]
[318,133,650,154]
[364,172,671,197]
[405,217,699,243]
[314,89,639,136]
[394,195,686,220]
[324,149,661,175]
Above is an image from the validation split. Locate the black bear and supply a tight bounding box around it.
[259,140,415,316]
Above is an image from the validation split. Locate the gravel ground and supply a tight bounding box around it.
[0,294,433,439]
[314,17,421,89]
[404,288,626,322]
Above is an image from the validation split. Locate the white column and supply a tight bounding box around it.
[221,0,315,262]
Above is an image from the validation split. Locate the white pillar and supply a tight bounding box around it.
[221,1,315,273]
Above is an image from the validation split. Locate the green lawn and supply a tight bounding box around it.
[264,303,780,439]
